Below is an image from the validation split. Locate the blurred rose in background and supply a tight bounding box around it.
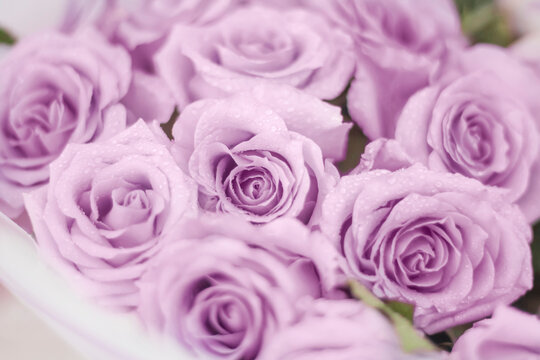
[0,1,88,357]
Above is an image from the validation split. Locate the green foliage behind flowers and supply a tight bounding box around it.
[0,28,15,45]
[455,0,515,46]
[349,281,437,354]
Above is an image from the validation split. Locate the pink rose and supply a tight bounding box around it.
[0,29,131,219]
[155,5,355,107]
[313,0,466,139]
[24,120,198,308]
[320,164,532,333]
[172,84,350,224]
[396,45,540,222]
[138,216,341,359]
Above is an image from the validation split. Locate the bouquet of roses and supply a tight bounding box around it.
[1,0,540,359]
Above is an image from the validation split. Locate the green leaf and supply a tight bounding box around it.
[349,281,437,353]
[386,301,415,323]
[446,323,472,343]
[457,1,515,46]
[390,313,437,353]
[0,28,15,45]
[349,279,386,309]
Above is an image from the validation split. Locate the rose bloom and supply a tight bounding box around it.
[396,45,540,223]
[172,84,350,224]
[312,0,465,139]
[0,29,131,219]
[320,164,532,334]
[451,306,540,360]
[138,216,341,360]
[24,120,198,308]
[257,299,402,360]
[155,5,355,107]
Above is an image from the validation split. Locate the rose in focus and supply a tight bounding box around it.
[24,120,198,308]
[320,164,532,333]
[172,84,349,224]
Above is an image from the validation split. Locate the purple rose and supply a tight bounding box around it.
[67,0,241,74]
[138,216,341,359]
[0,29,131,219]
[313,0,465,139]
[172,84,350,224]
[155,5,355,107]
[396,45,540,223]
[451,306,540,359]
[257,298,402,360]
[24,120,198,308]
[320,164,532,334]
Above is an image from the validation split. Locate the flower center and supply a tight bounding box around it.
[119,189,150,209]
[7,91,76,157]
[386,217,462,292]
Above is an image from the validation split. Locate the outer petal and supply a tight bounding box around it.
[450,305,540,359]
[257,299,401,360]
[122,70,175,124]
[250,84,351,161]
[349,57,431,140]
[351,138,415,173]
[394,86,440,162]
